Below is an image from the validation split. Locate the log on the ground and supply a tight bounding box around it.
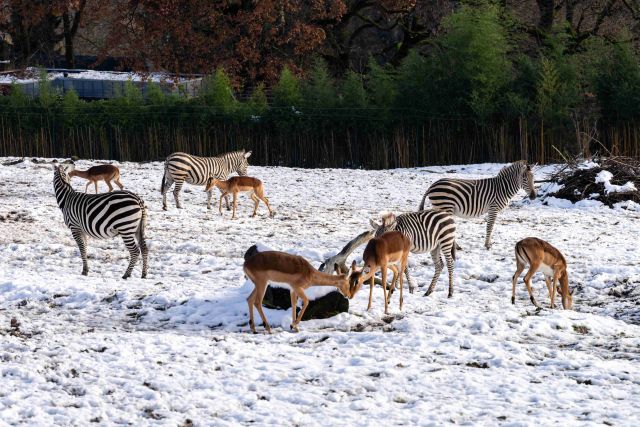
[262,286,349,320]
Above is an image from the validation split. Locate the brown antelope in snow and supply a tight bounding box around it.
[243,251,354,333]
[205,176,274,219]
[512,237,573,309]
[68,164,123,193]
[348,231,411,314]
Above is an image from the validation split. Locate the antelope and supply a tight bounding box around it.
[68,164,123,194]
[348,231,411,314]
[204,176,274,219]
[243,250,354,333]
[512,237,573,310]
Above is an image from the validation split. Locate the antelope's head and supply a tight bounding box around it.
[204,176,221,192]
[557,271,573,310]
[347,260,375,298]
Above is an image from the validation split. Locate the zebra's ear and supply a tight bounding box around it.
[244,151,252,159]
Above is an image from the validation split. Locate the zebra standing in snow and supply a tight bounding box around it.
[160,150,252,210]
[370,210,457,297]
[418,161,536,250]
[53,163,148,279]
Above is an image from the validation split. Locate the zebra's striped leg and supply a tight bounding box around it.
[404,265,416,294]
[484,209,498,250]
[71,228,89,276]
[121,234,140,279]
[137,231,148,279]
[444,247,455,298]
[173,180,184,209]
[424,248,444,296]
[161,174,174,211]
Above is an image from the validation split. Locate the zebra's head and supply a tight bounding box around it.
[52,162,72,184]
[370,212,397,237]
[520,162,537,200]
[228,150,252,176]
[502,161,536,200]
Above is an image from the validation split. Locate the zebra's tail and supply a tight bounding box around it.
[137,200,147,242]
[451,240,457,261]
[160,164,168,194]
[418,190,430,211]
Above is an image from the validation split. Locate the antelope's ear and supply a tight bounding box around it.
[244,151,252,158]
[351,260,357,270]
[333,263,340,274]
[369,219,380,230]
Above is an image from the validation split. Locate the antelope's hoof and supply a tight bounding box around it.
[290,324,300,332]
[81,270,88,276]
[511,297,515,305]
[162,206,167,211]
[447,292,453,298]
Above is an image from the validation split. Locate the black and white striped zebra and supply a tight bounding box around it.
[370,210,457,297]
[53,164,148,279]
[160,150,252,210]
[419,161,536,249]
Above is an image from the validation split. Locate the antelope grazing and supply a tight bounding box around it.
[512,237,573,309]
[68,164,123,193]
[348,231,411,314]
[204,176,274,219]
[243,251,353,333]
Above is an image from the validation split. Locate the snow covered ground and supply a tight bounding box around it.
[1,158,639,426]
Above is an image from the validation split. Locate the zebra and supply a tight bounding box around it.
[53,163,148,279]
[418,161,536,250]
[160,150,252,211]
[370,210,457,297]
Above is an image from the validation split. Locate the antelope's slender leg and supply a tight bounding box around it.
[218,191,227,215]
[544,277,555,308]
[94,180,99,194]
[512,261,525,305]
[246,288,257,333]
[381,266,389,314]
[367,276,374,311]
[386,265,399,304]
[254,283,271,334]
[290,289,298,330]
[523,264,542,309]
[232,192,238,220]
[105,179,113,192]
[292,287,310,330]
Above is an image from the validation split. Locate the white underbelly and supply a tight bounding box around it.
[537,263,555,277]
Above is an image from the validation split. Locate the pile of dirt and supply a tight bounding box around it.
[549,156,640,207]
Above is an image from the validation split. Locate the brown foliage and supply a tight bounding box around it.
[101,0,347,84]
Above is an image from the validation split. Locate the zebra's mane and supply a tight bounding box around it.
[498,160,527,177]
